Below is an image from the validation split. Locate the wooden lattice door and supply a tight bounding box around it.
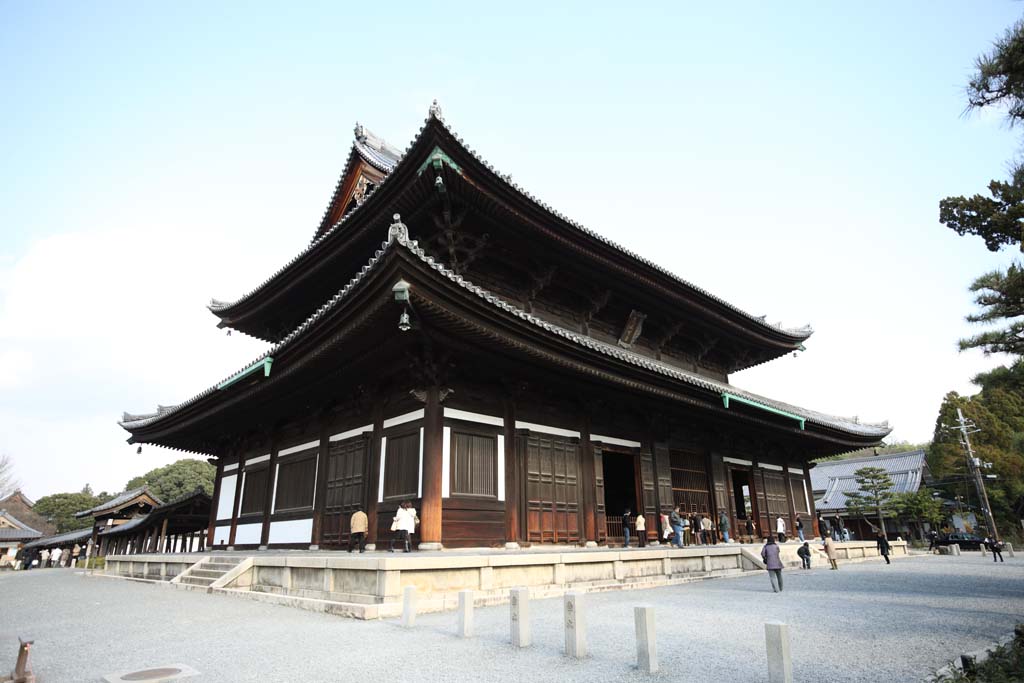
[526,433,581,544]
[320,434,369,547]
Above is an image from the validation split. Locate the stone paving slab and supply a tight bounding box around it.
[0,555,1019,682]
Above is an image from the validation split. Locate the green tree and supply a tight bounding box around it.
[958,264,1024,356]
[33,491,105,533]
[891,490,944,541]
[124,458,214,503]
[844,466,896,538]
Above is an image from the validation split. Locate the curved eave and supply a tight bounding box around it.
[206,112,812,348]
[125,231,886,453]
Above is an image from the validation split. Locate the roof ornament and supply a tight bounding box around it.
[428,98,444,121]
[354,122,366,142]
[388,213,409,244]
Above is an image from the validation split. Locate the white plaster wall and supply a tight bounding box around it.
[268,518,313,545]
[217,475,237,521]
[233,522,262,545]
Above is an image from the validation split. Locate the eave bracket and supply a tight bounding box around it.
[217,356,274,391]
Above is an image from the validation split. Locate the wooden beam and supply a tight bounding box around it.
[311,416,331,549]
[579,412,597,544]
[207,461,223,547]
[228,459,244,547]
[365,396,385,546]
[260,436,279,547]
[618,309,647,349]
[503,396,519,544]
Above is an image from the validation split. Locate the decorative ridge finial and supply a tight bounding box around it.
[354,122,366,141]
[429,99,444,121]
[388,213,409,244]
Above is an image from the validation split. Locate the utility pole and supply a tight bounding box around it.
[953,407,1000,540]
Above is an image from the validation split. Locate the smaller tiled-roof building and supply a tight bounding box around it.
[0,490,56,536]
[74,487,163,556]
[811,449,930,539]
[0,509,42,565]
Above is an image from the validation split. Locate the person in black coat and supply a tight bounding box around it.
[623,508,633,549]
[876,533,891,565]
[927,529,938,551]
[796,542,812,569]
[990,538,1004,563]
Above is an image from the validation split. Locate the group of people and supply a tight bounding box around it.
[817,513,853,542]
[661,507,733,548]
[345,501,419,554]
[10,542,91,570]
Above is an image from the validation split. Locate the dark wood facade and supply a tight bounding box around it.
[121,105,889,549]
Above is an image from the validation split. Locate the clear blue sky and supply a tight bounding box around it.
[1,2,1021,498]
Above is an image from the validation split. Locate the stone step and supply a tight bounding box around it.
[180,576,215,586]
[190,569,227,580]
[198,562,240,572]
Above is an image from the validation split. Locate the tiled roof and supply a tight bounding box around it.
[0,527,42,541]
[23,527,92,549]
[121,223,890,440]
[98,513,150,536]
[0,509,39,533]
[208,104,813,342]
[812,449,927,511]
[73,487,162,518]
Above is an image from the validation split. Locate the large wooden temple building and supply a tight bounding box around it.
[120,103,889,551]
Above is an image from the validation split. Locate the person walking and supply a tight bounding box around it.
[832,514,843,541]
[660,513,671,543]
[797,541,812,569]
[719,510,730,543]
[745,517,755,542]
[818,514,830,541]
[669,506,684,548]
[71,543,81,567]
[761,536,784,592]
[776,515,787,543]
[796,516,805,542]
[876,532,891,565]
[389,500,418,552]
[348,507,368,553]
[927,529,938,552]
[52,547,63,568]
[823,535,839,570]
[682,514,692,546]
[991,538,1005,563]
[623,508,633,549]
[39,548,50,568]
[635,512,646,547]
[13,544,25,571]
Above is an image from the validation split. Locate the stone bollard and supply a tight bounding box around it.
[952,544,961,556]
[634,606,658,673]
[457,589,474,638]
[1005,542,1015,558]
[510,587,531,647]
[765,621,793,683]
[564,591,587,658]
[401,585,417,628]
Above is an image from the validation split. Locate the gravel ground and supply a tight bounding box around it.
[0,554,1021,682]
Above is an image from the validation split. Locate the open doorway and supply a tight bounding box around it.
[731,469,755,540]
[602,452,637,539]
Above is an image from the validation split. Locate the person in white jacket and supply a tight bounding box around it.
[776,516,787,543]
[389,500,419,553]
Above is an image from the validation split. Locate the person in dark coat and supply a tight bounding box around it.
[818,514,830,541]
[876,533,891,565]
[991,538,1005,563]
[622,508,633,549]
[761,536,784,592]
[797,542,812,569]
[927,529,938,551]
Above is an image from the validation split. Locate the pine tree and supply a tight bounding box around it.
[844,466,896,539]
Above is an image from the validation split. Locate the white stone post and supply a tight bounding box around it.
[635,606,658,673]
[402,585,417,628]
[765,621,793,683]
[510,587,531,647]
[457,589,474,638]
[564,591,587,658]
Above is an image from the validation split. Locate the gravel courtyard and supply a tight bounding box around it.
[0,554,1020,682]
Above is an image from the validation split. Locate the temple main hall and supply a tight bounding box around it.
[120,102,889,551]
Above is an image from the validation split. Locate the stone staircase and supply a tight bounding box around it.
[174,557,246,590]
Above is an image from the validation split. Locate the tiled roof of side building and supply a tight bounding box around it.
[812,450,927,511]
[23,527,92,549]
[121,222,890,440]
[0,509,40,533]
[207,103,813,343]
[73,486,162,518]
[0,528,42,541]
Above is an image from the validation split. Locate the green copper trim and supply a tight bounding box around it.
[416,146,462,176]
[797,344,806,352]
[217,356,274,390]
[722,392,805,430]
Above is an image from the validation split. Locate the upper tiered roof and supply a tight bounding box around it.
[206,103,812,372]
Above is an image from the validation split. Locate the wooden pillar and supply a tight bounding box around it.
[366,398,385,545]
[207,461,223,547]
[579,412,597,544]
[229,460,245,547]
[803,460,819,538]
[503,396,520,545]
[158,518,169,554]
[311,417,331,549]
[749,460,763,539]
[419,386,444,547]
[260,436,279,548]
[783,464,799,534]
[703,449,719,538]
